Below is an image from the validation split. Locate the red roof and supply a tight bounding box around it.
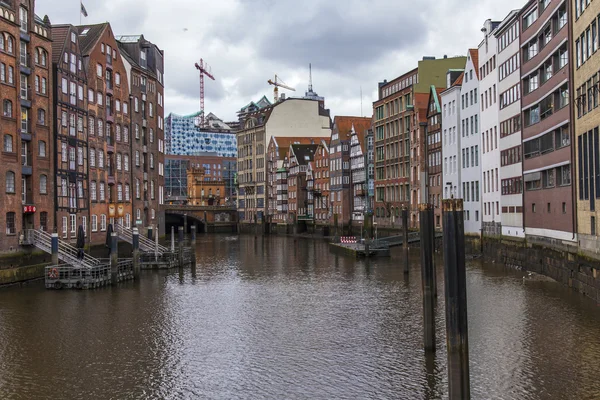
[332,116,372,139]
[453,72,464,86]
[469,49,480,80]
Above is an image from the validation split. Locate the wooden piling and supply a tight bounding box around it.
[132,227,140,280]
[171,226,175,252]
[419,203,436,353]
[110,232,118,285]
[442,199,470,400]
[178,226,184,267]
[402,207,409,274]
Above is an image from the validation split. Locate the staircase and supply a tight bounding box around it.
[28,229,103,269]
[114,224,168,255]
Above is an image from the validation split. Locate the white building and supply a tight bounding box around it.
[495,10,524,238]
[479,19,502,236]
[460,49,483,235]
[441,70,463,202]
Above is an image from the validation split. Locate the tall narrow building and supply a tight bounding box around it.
[76,23,131,244]
[0,1,53,252]
[117,34,165,235]
[495,11,524,238]
[441,70,463,204]
[51,24,89,242]
[573,0,599,252]
[520,0,573,243]
[426,86,443,227]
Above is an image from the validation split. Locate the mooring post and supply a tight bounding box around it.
[183,214,188,237]
[402,207,409,274]
[419,203,436,353]
[431,212,438,298]
[155,225,159,260]
[132,227,140,280]
[190,225,197,272]
[171,226,175,252]
[51,232,59,265]
[442,199,470,400]
[110,232,118,285]
[178,226,184,267]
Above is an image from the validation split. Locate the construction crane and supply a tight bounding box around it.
[267,74,295,102]
[194,58,215,127]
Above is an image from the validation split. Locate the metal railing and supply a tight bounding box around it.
[114,223,168,255]
[28,229,102,269]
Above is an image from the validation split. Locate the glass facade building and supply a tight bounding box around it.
[165,112,237,157]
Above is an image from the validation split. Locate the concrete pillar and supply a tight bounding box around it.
[51,233,59,265]
[178,226,184,267]
[419,203,435,353]
[171,226,175,252]
[110,232,118,285]
[442,199,470,400]
[132,227,140,280]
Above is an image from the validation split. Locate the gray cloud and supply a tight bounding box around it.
[37,0,526,121]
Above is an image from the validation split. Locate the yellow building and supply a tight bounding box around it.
[573,0,600,253]
[187,166,225,206]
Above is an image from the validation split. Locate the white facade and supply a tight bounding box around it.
[441,76,461,203]
[479,19,502,236]
[495,11,524,238]
[460,51,483,235]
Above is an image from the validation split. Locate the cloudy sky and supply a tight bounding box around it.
[39,0,525,121]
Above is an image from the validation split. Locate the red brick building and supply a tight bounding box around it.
[51,24,89,243]
[286,143,318,221]
[77,23,131,244]
[117,34,165,235]
[0,1,53,252]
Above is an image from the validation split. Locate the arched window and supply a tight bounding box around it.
[40,174,47,194]
[97,119,103,137]
[37,108,45,124]
[5,171,15,193]
[116,153,121,170]
[7,36,13,54]
[38,140,46,157]
[89,147,96,167]
[3,99,12,117]
[4,134,12,152]
[136,208,141,220]
[41,49,47,66]
[90,181,97,201]
[0,34,4,51]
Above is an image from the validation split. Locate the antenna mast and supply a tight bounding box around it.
[309,63,313,92]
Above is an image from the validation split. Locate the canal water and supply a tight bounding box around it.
[1,235,599,399]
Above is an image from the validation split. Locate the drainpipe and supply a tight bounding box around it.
[567,9,577,243]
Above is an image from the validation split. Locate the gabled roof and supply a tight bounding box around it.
[332,116,372,140]
[453,72,465,86]
[76,23,108,55]
[468,49,480,80]
[290,144,319,166]
[271,136,318,161]
[50,25,70,64]
[414,92,430,121]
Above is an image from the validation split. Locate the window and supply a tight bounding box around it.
[40,175,48,194]
[115,73,121,86]
[98,150,104,168]
[40,212,48,231]
[19,6,27,31]
[124,154,129,171]
[3,100,12,118]
[123,127,129,143]
[61,216,67,237]
[3,134,13,152]
[101,215,107,231]
[6,212,15,235]
[116,153,122,170]
[97,63,102,77]
[149,103,153,117]
[99,183,105,201]
[98,119,103,136]
[5,171,15,193]
[39,140,46,157]
[89,148,96,167]
[117,184,123,201]
[91,215,98,232]
[135,150,140,166]
[134,97,139,112]
[90,181,97,201]
[125,184,130,201]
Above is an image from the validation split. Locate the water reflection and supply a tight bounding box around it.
[0,235,598,399]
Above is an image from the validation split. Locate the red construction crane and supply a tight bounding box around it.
[194,58,215,127]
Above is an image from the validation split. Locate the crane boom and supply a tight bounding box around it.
[267,74,295,102]
[194,58,216,127]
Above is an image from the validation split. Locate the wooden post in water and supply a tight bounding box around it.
[51,233,59,265]
[183,214,188,236]
[132,227,140,280]
[402,207,409,274]
[171,226,175,252]
[419,203,436,353]
[178,226,184,267]
[110,232,118,285]
[431,212,438,298]
[190,225,197,272]
[190,225,196,246]
[442,199,470,400]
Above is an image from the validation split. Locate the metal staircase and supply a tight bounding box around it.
[114,224,168,255]
[28,229,103,269]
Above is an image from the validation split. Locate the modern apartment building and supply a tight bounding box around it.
[460,49,482,235]
[426,86,443,227]
[51,24,88,243]
[0,1,53,252]
[236,98,330,223]
[520,0,573,243]
[496,10,525,238]
[479,19,502,236]
[441,70,464,202]
[573,0,600,252]
[373,56,467,228]
[77,23,132,244]
[117,34,165,234]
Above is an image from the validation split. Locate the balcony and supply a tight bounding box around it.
[106,108,114,123]
[106,80,113,96]
[106,52,112,66]
[144,200,149,209]
[143,172,148,181]
[20,87,32,108]
[356,188,366,196]
[143,145,147,154]
[19,53,31,75]
[142,119,147,128]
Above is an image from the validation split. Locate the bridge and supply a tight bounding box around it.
[377,231,443,247]
[164,204,237,233]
